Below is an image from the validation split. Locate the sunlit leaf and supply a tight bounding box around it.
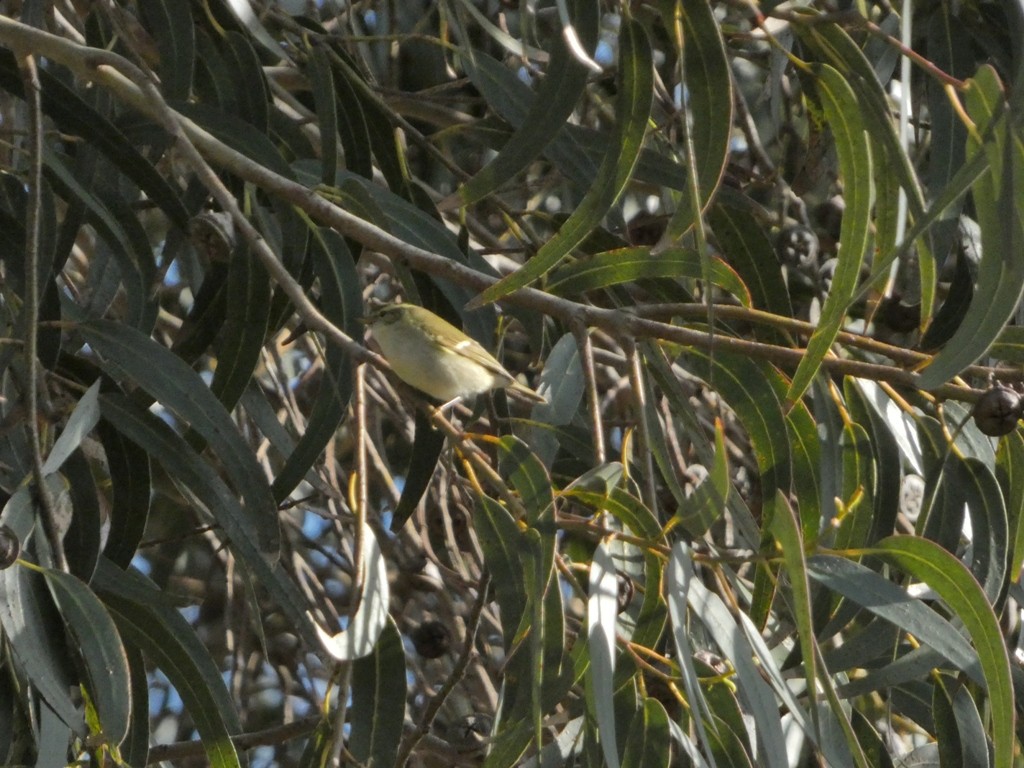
[312,521,389,661]
[787,65,873,404]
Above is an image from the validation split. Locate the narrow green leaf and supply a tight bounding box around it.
[0,565,82,732]
[349,619,406,765]
[323,42,373,179]
[656,0,734,242]
[673,418,730,535]
[474,494,528,649]
[39,566,131,746]
[641,384,692,514]
[307,45,339,184]
[918,66,1024,387]
[707,193,792,319]
[787,65,873,404]
[786,396,823,539]
[44,148,153,329]
[454,0,599,206]
[799,22,932,316]
[679,346,791,546]
[81,321,280,558]
[538,559,574,706]
[665,548,720,760]
[621,697,672,768]
[566,487,661,541]
[997,431,1024,575]
[497,436,554,526]
[63,449,102,581]
[43,380,101,475]
[323,171,487,282]
[469,18,653,308]
[681,0,732,204]
[324,45,406,191]
[93,560,244,768]
[869,535,1014,768]
[769,491,819,725]
[461,54,685,192]
[806,555,982,684]
[668,543,790,766]
[97,393,314,642]
[0,51,190,230]
[137,0,195,101]
[97,417,151,570]
[209,244,271,412]
[847,380,905,544]
[923,10,972,275]
[223,31,271,132]
[177,103,294,179]
[272,228,359,501]
[529,332,585,468]
[831,421,876,551]
[122,645,150,765]
[37,701,72,768]
[548,246,751,306]
[950,683,989,768]
[389,408,446,532]
[919,454,1008,604]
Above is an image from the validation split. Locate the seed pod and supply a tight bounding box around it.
[0,525,19,569]
[776,225,820,270]
[411,620,451,659]
[973,384,1023,436]
[879,295,921,333]
[617,573,635,614]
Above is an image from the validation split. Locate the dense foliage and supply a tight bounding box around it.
[1,0,1024,765]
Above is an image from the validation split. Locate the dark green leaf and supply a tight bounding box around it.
[272,228,359,501]
[708,192,792,319]
[209,244,271,412]
[97,393,314,642]
[470,18,653,307]
[308,45,339,184]
[0,50,189,230]
[81,321,280,558]
[918,66,1024,387]
[0,565,81,732]
[137,0,195,101]
[349,619,406,765]
[453,0,599,207]
[93,559,245,768]
[39,565,130,746]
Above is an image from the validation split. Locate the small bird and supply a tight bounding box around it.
[363,303,546,408]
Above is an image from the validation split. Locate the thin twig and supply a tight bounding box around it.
[624,338,657,515]
[574,316,606,465]
[145,716,321,763]
[17,52,66,572]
